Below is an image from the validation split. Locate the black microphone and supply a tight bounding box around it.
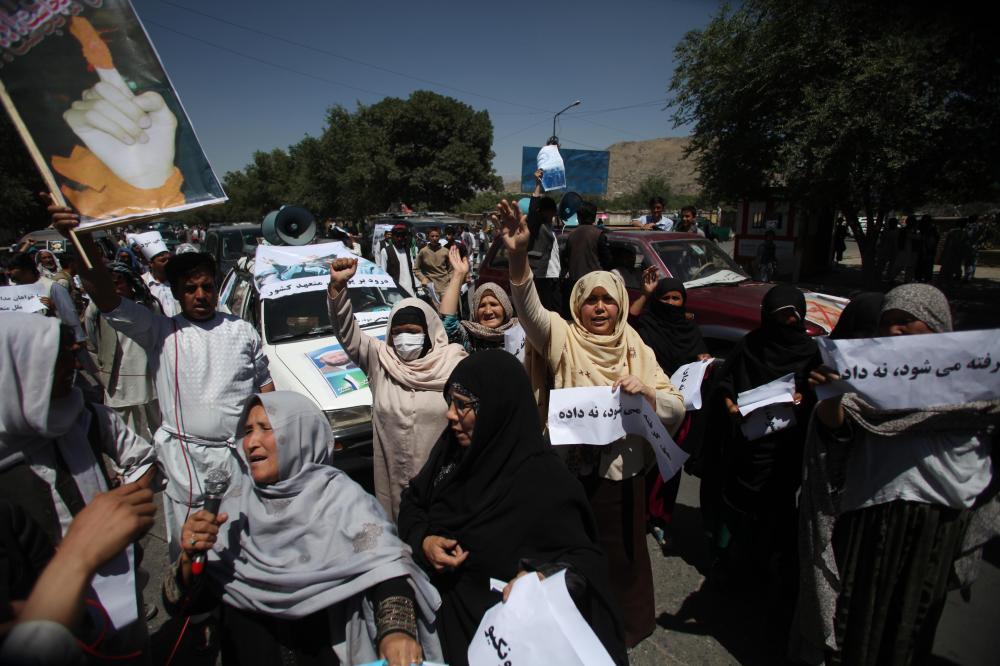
[191,468,231,576]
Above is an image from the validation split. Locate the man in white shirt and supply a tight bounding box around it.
[52,217,274,559]
[636,196,674,231]
[7,252,85,343]
[128,231,181,317]
[378,224,418,297]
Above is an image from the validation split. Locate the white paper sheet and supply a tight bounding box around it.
[621,393,689,482]
[736,373,796,417]
[817,331,1000,410]
[548,386,627,446]
[0,283,48,313]
[536,145,567,191]
[504,323,527,363]
[669,359,713,411]
[468,570,615,666]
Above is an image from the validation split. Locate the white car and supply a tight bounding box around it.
[219,257,407,477]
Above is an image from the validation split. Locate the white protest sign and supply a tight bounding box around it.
[254,242,394,300]
[621,393,689,482]
[354,310,391,329]
[740,403,797,441]
[504,323,527,363]
[736,373,796,417]
[548,387,689,482]
[670,358,713,411]
[536,145,567,191]
[0,283,48,313]
[816,330,1000,409]
[548,386,627,446]
[468,570,615,666]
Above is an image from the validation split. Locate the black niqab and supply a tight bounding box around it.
[829,292,885,340]
[636,277,708,374]
[717,284,820,392]
[398,350,626,665]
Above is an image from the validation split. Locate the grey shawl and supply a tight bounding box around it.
[793,284,1000,662]
[209,391,443,663]
[460,282,519,342]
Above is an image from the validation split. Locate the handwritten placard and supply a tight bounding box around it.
[670,358,713,410]
[254,242,394,300]
[740,403,797,441]
[536,145,566,192]
[817,330,1000,410]
[504,323,527,363]
[736,373,796,417]
[0,282,48,313]
[468,570,615,666]
[547,387,689,482]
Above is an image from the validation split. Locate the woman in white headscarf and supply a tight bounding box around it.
[326,257,467,519]
[167,391,442,666]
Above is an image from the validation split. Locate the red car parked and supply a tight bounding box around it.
[477,229,844,354]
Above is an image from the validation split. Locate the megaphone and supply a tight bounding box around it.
[262,206,317,246]
[558,192,584,227]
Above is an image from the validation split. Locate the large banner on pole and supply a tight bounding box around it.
[0,0,226,230]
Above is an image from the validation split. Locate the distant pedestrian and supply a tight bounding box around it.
[833,220,848,264]
[875,218,900,281]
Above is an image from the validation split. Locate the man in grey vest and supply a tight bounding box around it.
[562,200,612,285]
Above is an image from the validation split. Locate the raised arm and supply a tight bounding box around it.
[326,258,377,373]
[629,266,659,317]
[497,199,554,351]
[48,201,120,313]
[437,245,470,317]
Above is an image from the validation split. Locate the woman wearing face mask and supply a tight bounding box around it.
[398,351,628,666]
[796,284,999,666]
[701,283,821,652]
[495,199,685,648]
[167,391,443,666]
[630,269,711,550]
[438,246,522,355]
[327,257,467,519]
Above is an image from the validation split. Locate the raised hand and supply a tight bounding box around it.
[327,257,358,296]
[495,199,529,255]
[641,265,659,296]
[448,244,469,276]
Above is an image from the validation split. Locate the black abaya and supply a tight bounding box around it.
[397,351,627,666]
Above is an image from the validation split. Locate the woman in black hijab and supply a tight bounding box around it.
[397,350,627,666]
[630,269,711,549]
[701,284,821,652]
[828,292,885,340]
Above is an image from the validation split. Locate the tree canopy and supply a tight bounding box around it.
[670,0,1000,268]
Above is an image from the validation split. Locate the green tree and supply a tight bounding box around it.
[670,0,1000,281]
[323,91,500,218]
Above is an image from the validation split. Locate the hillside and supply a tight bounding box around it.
[504,136,700,196]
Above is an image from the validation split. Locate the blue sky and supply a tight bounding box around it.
[132,0,722,182]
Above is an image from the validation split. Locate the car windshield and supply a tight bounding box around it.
[262,286,405,344]
[652,239,749,286]
[222,230,260,260]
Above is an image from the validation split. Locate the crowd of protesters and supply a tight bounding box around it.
[0,186,996,666]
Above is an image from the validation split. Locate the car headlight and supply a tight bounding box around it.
[324,405,372,432]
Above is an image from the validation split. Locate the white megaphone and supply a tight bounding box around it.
[261,206,317,246]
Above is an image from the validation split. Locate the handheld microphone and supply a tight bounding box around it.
[191,468,231,576]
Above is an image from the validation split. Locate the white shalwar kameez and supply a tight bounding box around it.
[142,273,181,317]
[103,298,271,558]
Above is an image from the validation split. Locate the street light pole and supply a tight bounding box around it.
[549,100,582,145]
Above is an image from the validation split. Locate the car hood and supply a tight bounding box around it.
[265,328,385,412]
[686,281,846,334]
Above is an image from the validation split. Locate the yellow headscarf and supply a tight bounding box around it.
[548,271,668,391]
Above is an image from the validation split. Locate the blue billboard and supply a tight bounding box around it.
[520,147,610,195]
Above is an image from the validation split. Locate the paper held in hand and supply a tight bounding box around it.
[536,145,567,191]
[737,373,797,441]
[0,283,48,313]
[547,386,689,482]
[670,358,713,411]
[468,569,615,666]
[816,330,1000,410]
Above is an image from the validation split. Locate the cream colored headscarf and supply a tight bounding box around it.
[547,271,668,391]
[375,297,467,390]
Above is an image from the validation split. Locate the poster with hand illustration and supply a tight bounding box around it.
[0,0,226,229]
